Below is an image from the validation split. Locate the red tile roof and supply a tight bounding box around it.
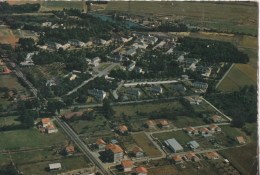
[119,125,128,132]
[132,146,143,154]
[159,119,169,126]
[66,145,75,153]
[121,160,133,168]
[96,139,106,145]
[135,166,148,173]
[172,155,183,162]
[105,144,123,153]
[42,118,51,124]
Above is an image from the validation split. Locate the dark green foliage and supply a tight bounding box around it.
[0,2,40,13]
[102,99,114,119]
[0,164,18,175]
[178,37,249,63]
[20,110,36,128]
[157,21,189,32]
[206,85,257,128]
[18,38,36,51]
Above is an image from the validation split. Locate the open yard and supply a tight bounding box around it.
[132,132,161,158]
[0,26,18,47]
[0,116,21,127]
[113,100,184,117]
[17,155,91,175]
[0,128,68,150]
[0,74,28,93]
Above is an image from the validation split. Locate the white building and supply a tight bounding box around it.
[92,57,101,67]
[49,163,61,171]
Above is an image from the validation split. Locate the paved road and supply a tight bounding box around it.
[66,63,119,96]
[215,63,234,89]
[54,116,110,175]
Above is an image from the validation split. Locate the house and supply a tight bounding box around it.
[126,48,137,57]
[184,152,200,162]
[119,125,128,134]
[65,145,75,155]
[211,115,223,123]
[121,160,133,172]
[192,81,208,90]
[146,120,157,129]
[208,124,221,132]
[236,136,246,144]
[172,155,183,164]
[127,88,141,97]
[185,127,198,135]
[151,86,163,94]
[132,146,144,158]
[127,62,136,71]
[199,127,209,135]
[105,144,124,162]
[49,163,61,171]
[159,119,170,128]
[88,89,106,100]
[196,66,212,77]
[68,39,86,47]
[135,166,148,175]
[96,139,106,150]
[203,151,219,160]
[164,138,183,153]
[187,140,200,150]
[46,125,58,134]
[2,67,12,74]
[172,84,186,93]
[69,74,77,81]
[42,118,51,128]
[184,96,202,105]
[91,57,101,67]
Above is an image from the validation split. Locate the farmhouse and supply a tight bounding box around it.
[236,136,246,144]
[65,145,75,155]
[121,160,134,172]
[88,89,106,100]
[184,152,200,162]
[164,138,183,153]
[159,119,170,128]
[119,125,128,134]
[146,120,157,129]
[45,124,58,134]
[172,155,183,164]
[203,151,220,160]
[208,124,221,132]
[49,163,61,171]
[96,139,106,150]
[132,146,144,158]
[105,144,124,162]
[92,57,101,67]
[185,127,199,135]
[184,96,202,105]
[42,118,51,128]
[199,127,209,135]
[211,115,223,123]
[135,166,148,175]
[2,67,12,74]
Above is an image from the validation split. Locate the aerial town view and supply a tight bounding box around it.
[0,1,258,175]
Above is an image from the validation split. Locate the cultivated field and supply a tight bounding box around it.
[0,128,68,150]
[0,116,21,127]
[132,132,161,158]
[106,1,257,35]
[0,27,18,47]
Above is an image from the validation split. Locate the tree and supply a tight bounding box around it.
[102,99,114,119]
[20,110,36,128]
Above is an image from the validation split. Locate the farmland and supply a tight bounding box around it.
[105,1,257,35]
[0,116,21,127]
[132,132,161,157]
[0,128,68,150]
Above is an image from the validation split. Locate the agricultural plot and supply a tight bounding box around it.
[0,27,18,47]
[0,128,68,150]
[0,116,21,127]
[132,132,161,158]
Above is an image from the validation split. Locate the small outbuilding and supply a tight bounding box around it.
[49,163,61,171]
[187,140,200,150]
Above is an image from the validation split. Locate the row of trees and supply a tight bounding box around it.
[0,2,40,13]
[177,37,249,63]
[206,85,257,128]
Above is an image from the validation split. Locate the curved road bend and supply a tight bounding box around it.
[54,116,109,175]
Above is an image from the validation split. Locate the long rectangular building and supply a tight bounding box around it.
[164,138,183,153]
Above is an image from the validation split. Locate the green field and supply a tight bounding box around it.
[0,128,68,150]
[113,100,184,117]
[106,1,257,35]
[0,116,21,127]
[17,156,90,175]
[132,132,161,157]
[0,74,28,93]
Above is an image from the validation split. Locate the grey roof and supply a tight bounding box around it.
[187,140,200,149]
[164,138,183,152]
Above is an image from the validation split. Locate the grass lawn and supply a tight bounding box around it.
[174,116,206,128]
[219,142,257,175]
[221,125,246,139]
[148,165,178,175]
[0,154,10,166]
[132,132,161,158]
[18,156,90,175]
[106,1,257,35]
[0,128,68,150]
[0,116,21,127]
[97,63,111,71]
[113,100,184,117]
[68,115,113,137]
[0,74,28,93]
[153,130,192,146]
